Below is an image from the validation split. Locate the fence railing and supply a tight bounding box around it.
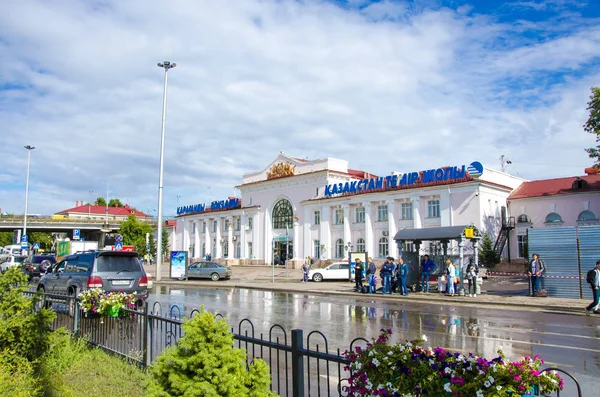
[25,291,582,397]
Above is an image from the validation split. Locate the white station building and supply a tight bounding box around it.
[173,153,525,266]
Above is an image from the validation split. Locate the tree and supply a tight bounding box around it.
[96,197,107,207]
[108,198,124,208]
[479,234,500,268]
[0,232,13,247]
[148,307,275,397]
[584,86,600,165]
[119,215,154,255]
[29,232,53,251]
[161,228,169,258]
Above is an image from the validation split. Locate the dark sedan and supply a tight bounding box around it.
[187,261,231,281]
[23,254,56,281]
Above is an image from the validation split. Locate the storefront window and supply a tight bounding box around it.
[272,200,293,229]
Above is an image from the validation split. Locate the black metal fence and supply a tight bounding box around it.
[25,292,582,397]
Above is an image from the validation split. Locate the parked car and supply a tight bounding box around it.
[308,262,350,282]
[1,255,27,273]
[187,261,231,281]
[37,250,149,315]
[22,254,57,280]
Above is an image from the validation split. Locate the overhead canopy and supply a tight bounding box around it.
[393,225,473,242]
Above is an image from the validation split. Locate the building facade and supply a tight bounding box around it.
[507,168,600,259]
[54,202,149,222]
[174,153,525,266]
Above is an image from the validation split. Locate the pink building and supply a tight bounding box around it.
[507,168,600,259]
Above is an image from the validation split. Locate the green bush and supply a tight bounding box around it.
[0,267,55,364]
[0,352,40,396]
[148,307,276,397]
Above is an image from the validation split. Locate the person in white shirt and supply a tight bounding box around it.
[446,259,456,296]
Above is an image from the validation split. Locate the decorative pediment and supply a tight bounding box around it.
[267,162,296,180]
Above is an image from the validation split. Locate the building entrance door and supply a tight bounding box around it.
[273,240,293,265]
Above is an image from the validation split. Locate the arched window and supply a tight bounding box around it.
[356,238,365,253]
[578,210,597,221]
[517,214,530,223]
[545,212,563,223]
[378,237,388,258]
[335,239,344,258]
[272,199,293,229]
[223,243,229,257]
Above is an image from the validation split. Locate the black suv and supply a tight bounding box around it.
[23,254,57,281]
[37,250,149,308]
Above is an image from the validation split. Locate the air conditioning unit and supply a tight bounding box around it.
[382,231,389,236]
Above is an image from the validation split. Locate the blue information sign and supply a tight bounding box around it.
[73,229,80,240]
[114,241,123,251]
[33,243,40,250]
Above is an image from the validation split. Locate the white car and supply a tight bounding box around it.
[0,255,27,273]
[308,262,350,282]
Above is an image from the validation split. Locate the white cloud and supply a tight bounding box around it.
[0,0,597,216]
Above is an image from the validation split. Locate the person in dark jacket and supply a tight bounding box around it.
[381,258,393,295]
[421,254,435,293]
[397,257,409,296]
[367,259,377,293]
[529,253,545,295]
[466,260,478,297]
[354,258,364,291]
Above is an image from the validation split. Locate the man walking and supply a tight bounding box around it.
[585,260,600,316]
[397,257,409,296]
[301,257,311,283]
[382,258,393,295]
[529,253,545,296]
[367,258,377,293]
[354,258,364,291]
[421,254,435,293]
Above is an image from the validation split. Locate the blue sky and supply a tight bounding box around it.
[0,0,599,215]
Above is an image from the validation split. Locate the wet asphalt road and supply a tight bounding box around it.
[149,285,599,396]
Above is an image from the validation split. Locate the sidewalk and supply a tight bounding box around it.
[147,265,592,315]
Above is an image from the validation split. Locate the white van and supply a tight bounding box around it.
[2,245,22,255]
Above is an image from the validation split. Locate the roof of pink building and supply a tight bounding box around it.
[508,174,600,200]
[56,204,148,217]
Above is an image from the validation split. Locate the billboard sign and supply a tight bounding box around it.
[56,241,70,260]
[170,251,188,280]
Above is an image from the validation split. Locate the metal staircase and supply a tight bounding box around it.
[494,216,515,257]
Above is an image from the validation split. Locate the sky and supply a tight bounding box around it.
[1,0,599,217]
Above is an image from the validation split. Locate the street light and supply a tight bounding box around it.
[22,145,35,255]
[156,60,176,281]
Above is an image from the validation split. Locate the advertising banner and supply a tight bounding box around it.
[349,252,368,281]
[170,251,188,280]
[56,241,70,260]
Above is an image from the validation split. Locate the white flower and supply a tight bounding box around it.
[484,381,491,388]
[496,386,503,390]
[372,358,380,367]
[387,351,393,356]
[476,390,484,397]
[487,375,495,384]
[479,370,485,375]
[429,359,434,365]
[386,382,392,388]
[444,383,452,393]
[365,381,373,390]
[421,334,428,342]
[444,367,452,374]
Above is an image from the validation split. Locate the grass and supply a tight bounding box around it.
[38,330,150,397]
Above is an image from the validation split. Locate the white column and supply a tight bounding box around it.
[204,219,211,259]
[412,196,422,229]
[343,204,351,251]
[240,213,247,259]
[215,217,222,258]
[303,207,311,259]
[194,220,201,259]
[252,213,259,260]
[387,200,397,259]
[264,210,272,264]
[364,202,373,257]
[227,217,233,259]
[293,221,300,259]
[440,190,451,227]
[182,220,189,252]
[320,205,331,260]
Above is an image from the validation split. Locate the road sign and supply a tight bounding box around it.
[73,229,80,240]
[114,241,123,251]
[21,235,28,243]
[122,245,135,252]
[33,243,40,250]
[115,234,123,243]
[20,242,27,249]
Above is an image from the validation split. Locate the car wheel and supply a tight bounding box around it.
[312,273,323,282]
[68,288,77,318]
[210,273,220,281]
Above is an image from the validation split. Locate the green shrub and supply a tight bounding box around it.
[0,267,55,364]
[148,307,276,397]
[0,352,40,396]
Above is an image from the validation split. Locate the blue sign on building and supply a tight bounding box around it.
[177,197,240,216]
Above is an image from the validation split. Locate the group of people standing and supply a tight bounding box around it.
[420,254,479,297]
[354,257,410,296]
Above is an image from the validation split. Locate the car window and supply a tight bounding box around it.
[76,255,93,272]
[189,262,199,269]
[54,261,67,273]
[210,262,221,268]
[329,264,340,270]
[340,264,349,270]
[64,257,79,273]
[96,255,141,272]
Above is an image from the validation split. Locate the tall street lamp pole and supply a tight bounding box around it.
[156,60,176,281]
[23,145,35,255]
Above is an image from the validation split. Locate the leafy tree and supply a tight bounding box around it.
[0,232,13,247]
[148,307,275,397]
[29,232,53,251]
[0,267,56,365]
[108,198,124,208]
[584,86,600,166]
[479,234,500,268]
[119,215,154,255]
[161,228,169,258]
[96,197,107,207]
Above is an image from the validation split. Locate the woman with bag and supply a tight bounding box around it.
[466,260,478,297]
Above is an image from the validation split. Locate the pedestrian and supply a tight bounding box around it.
[301,257,310,283]
[528,253,545,296]
[354,258,364,291]
[382,258,393,295]
[585,260,600,316]
[446,259,456,296]
[397,257,409,296]
[466,259,478,297]
[367,258,377,293]
[421,254,435,293]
